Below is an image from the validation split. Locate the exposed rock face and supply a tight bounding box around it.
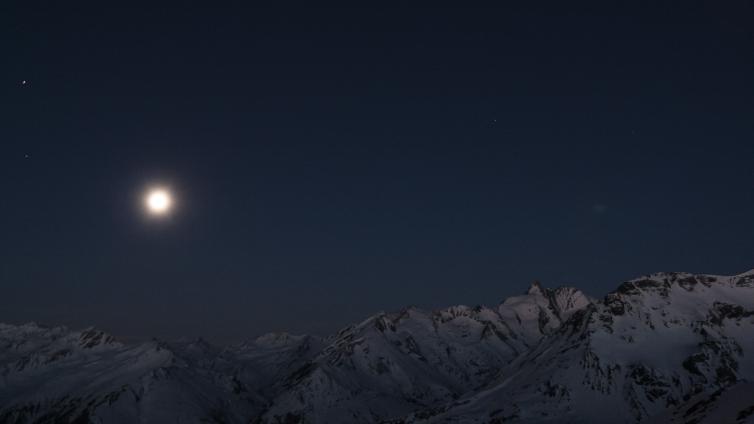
[404,271,754,423]
[1,270,753,423]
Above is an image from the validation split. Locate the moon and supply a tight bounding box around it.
[144,188,173,216]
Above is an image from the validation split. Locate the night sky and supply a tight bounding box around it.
[2,3,753,342]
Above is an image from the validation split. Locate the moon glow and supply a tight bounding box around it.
[145,188,173,216]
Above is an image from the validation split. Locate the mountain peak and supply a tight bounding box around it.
[2,270,751,424]
[253,332,309,348]
[527,280,545,296]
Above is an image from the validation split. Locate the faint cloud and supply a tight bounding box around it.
[592,203,608,214]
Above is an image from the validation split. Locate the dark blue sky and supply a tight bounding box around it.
[2,3,753,342]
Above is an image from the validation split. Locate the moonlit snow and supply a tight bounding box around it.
[1,270,753,423]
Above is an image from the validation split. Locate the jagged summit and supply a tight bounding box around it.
[526,280,545,295]
[496,280,591,349]
[1,270,753,424]
[252,332,312,349]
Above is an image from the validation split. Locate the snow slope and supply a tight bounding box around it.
[404,271,754,423]
[1,270,752,423]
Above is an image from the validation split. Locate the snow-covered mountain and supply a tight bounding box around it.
[1,270,753,423]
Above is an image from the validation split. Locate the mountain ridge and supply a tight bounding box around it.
[1,270,753,423]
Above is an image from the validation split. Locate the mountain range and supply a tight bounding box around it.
[1,270,753,423]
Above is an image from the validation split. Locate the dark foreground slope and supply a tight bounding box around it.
[1,270,752,423]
